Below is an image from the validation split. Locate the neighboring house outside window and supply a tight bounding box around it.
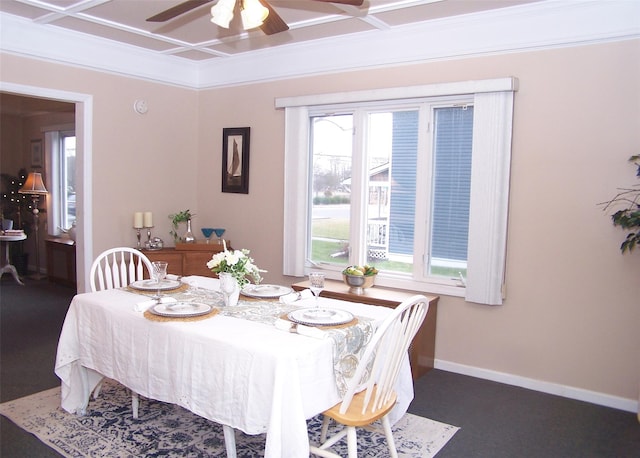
[278,78,516,305]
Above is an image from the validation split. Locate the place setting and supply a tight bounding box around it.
[241,283,293,299]
[143,301,218,322]
[129,261,219,321]
[127,261,188,296]
[276,273,358,334]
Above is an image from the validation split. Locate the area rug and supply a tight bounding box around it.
[1,379,459,457]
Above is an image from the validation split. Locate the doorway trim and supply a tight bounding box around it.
[0,82,93,292]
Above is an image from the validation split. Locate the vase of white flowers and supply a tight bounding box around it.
[206,241,264,306]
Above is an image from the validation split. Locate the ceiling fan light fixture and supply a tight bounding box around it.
[241,0,269,30]
[210,0,236,29]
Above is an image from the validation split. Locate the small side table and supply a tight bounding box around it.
[0,232,27,285]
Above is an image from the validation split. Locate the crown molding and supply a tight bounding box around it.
[1,1,639,90]
[0,13,200,89]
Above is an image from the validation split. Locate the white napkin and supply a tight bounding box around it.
[279,289,313,304]
[274,318,327,339]
[134,296,177,312]
[166,274,181,281]
[180,276,220,291]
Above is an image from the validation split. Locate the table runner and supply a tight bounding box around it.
[129,283,375,396]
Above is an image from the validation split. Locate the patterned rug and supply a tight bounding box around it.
[1,379,459,457]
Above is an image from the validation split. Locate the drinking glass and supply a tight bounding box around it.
[201,227,215,243]
[308,272,325,308]
[151,261,168,301]
[213,228,226,244]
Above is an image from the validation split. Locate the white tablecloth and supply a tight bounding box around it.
[55,276,414,458]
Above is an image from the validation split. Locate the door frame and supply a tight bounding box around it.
[0,82,93,292]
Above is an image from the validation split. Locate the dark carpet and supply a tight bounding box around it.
[1,276,639,457]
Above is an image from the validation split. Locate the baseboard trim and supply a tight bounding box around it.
[434,359,638,414]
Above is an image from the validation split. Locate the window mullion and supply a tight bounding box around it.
[414,103,432,280]
[348,109,368,265]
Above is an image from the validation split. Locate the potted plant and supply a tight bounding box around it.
[601,155,640,253]
[168,209,195,243]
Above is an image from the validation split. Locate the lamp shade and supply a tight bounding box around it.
[19,172,48,195]
[211,0,236,28]
[241,0,268,30]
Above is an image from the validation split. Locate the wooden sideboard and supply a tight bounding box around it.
[143,242,229,277]
[292,279,438,380]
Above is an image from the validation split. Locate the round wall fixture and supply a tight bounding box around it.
[133,99,148,114]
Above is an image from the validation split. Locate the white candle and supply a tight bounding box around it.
[133,212,143,228]
[143,212,153,228]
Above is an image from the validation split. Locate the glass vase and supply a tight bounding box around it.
[219,272,240,306]
[184,218,195,243]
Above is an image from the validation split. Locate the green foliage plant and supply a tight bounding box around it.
[601,155,640,253]
[169,209,194,243]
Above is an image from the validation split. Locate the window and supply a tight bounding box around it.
[278,78,516,305]
[45,127,76,235]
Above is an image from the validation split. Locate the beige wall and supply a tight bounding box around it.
[1,54,199,265]
[196,40,640,405]
[1,38,638,406]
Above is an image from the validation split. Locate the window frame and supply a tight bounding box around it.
[44,124,76,237]
[277,78,517,304]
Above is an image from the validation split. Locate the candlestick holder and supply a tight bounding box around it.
[134,227,142,249]
[146,226,153,246]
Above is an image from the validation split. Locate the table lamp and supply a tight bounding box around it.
[19,172,48,280]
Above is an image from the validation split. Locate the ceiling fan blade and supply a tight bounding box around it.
[313,0,365,6]
[147,0,213,22]
[259,1,289,35]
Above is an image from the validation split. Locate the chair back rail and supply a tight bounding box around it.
[339,294,429,416]
[90,247,153,292]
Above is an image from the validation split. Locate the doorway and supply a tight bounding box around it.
[0,83,92,292]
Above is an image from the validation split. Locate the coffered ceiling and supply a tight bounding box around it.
[1,1,638,89]
[0,0,542,62]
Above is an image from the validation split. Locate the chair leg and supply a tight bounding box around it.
[346,426,357,458]
[381,416,398,458]
[223,425,237,458]
[320,415,331,442]
[132,392,139,419]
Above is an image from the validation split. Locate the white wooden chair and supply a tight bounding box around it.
[89,246,153,292]
[309,295,429,458]
[89,247,153,419]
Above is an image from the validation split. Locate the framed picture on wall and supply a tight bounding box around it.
[222,127,250,194]
[30,140,43,168]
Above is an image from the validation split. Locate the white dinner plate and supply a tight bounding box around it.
[130,279,182,291]
[149,302,212,318]
[241,284,293,298]
[288,308,354,327]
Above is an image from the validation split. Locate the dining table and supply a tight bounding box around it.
[54,275,415,458]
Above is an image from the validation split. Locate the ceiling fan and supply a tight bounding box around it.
[146,0,364,36]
